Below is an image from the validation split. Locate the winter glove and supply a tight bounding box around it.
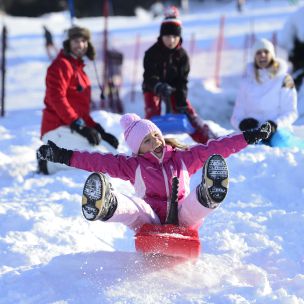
[243,122,271,144]
[239,118,259,131]
[95,123,119,149]
[175,105,189,114]
[266,120,277,134]
[154,82,175,99]
[70,118,101,145]
[37,140,73,165]
[262,120,277,144]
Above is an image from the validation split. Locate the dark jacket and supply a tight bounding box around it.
[41,50,97,137]
[142,38,190,108]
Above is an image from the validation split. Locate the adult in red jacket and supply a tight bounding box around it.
[38,26,118,174]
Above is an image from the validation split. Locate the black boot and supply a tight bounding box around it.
[82,172,118,221]
[196,154,229,209]
[36,150,49,175]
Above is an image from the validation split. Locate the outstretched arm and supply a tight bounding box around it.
[183,123,271,175]
[37,141,135,180]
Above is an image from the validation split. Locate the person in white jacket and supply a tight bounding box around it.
[277,5,304,90]
[231,38,298,144]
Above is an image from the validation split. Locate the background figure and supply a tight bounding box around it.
[231,38,298,145]
[278,5,304,91]
[236,0,246,12]
[38,26,118,175]
[43,25,58,60]
[142,6,215,144]
[150,0,164,18]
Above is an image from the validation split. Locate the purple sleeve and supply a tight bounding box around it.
[182,133,248,175]
[70,151,137,181]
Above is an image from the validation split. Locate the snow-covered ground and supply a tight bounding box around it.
[0,1,304,303]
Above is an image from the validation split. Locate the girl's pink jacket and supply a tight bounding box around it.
[71,133,247,223]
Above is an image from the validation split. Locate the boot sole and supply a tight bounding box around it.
[82,172,106,221]
[205,154,229,203]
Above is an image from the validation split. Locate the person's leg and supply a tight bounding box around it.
[144,92,161,119]
[82,172,160,231]
[172,99,215,144]
[108,193,161,231]
[178,190,214,230]
[179,154,229,229]
[188,115,214,144]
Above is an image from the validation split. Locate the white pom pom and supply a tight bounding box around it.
[120,113,141,130]
[164,6,179,19]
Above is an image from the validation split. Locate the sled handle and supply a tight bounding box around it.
[165,176,179,225]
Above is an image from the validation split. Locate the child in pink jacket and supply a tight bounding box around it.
[37,113,270,231]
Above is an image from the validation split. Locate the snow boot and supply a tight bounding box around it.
[196,154,229,209]
[82,172,118,221]
[36,150,49,175]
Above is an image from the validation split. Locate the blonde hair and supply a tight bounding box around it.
[254,59,280,83]
[164,137,188,150]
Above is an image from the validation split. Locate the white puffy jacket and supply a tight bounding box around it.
[231,59,298,130]
[278,6,304,53]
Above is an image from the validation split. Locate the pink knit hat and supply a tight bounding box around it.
[120,113,162,154]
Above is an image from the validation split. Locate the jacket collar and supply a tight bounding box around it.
[59,49,85,67]
[139,145,174,164]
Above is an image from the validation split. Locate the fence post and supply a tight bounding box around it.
[272,31,277,53]
[214,15,225,88]
[243,34,249,76]
[1,25,7,117]
[189,32,196,65]
[101,0,109,110]
[130,33,141,103]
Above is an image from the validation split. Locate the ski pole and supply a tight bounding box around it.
[67,0,76,26]
[1,25,7,117]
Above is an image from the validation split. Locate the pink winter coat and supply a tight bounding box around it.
[71,134,248,223]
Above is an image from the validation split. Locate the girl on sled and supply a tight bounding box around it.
[37,113,270,231]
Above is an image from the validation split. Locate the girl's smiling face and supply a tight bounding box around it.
[138,131,165,158]
[255,49,273,69]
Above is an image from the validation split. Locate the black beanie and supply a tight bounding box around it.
[160,6,182,37]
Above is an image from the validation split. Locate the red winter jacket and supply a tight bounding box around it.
[41,50,96,137]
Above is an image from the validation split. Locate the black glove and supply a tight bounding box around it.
[243,122,271,144]
[95,123,119,149]
[155,82,175,99]
[37,140,73,165]
[266,120,277,134]
[239,118,259,131]
[262,120,277,144]
[176,105,189,114]
[70,119,101,145]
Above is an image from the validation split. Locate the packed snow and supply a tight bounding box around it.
[0,1,304,303]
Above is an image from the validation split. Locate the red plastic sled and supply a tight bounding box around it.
[135,223,200,260]
[135,177,201,260]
